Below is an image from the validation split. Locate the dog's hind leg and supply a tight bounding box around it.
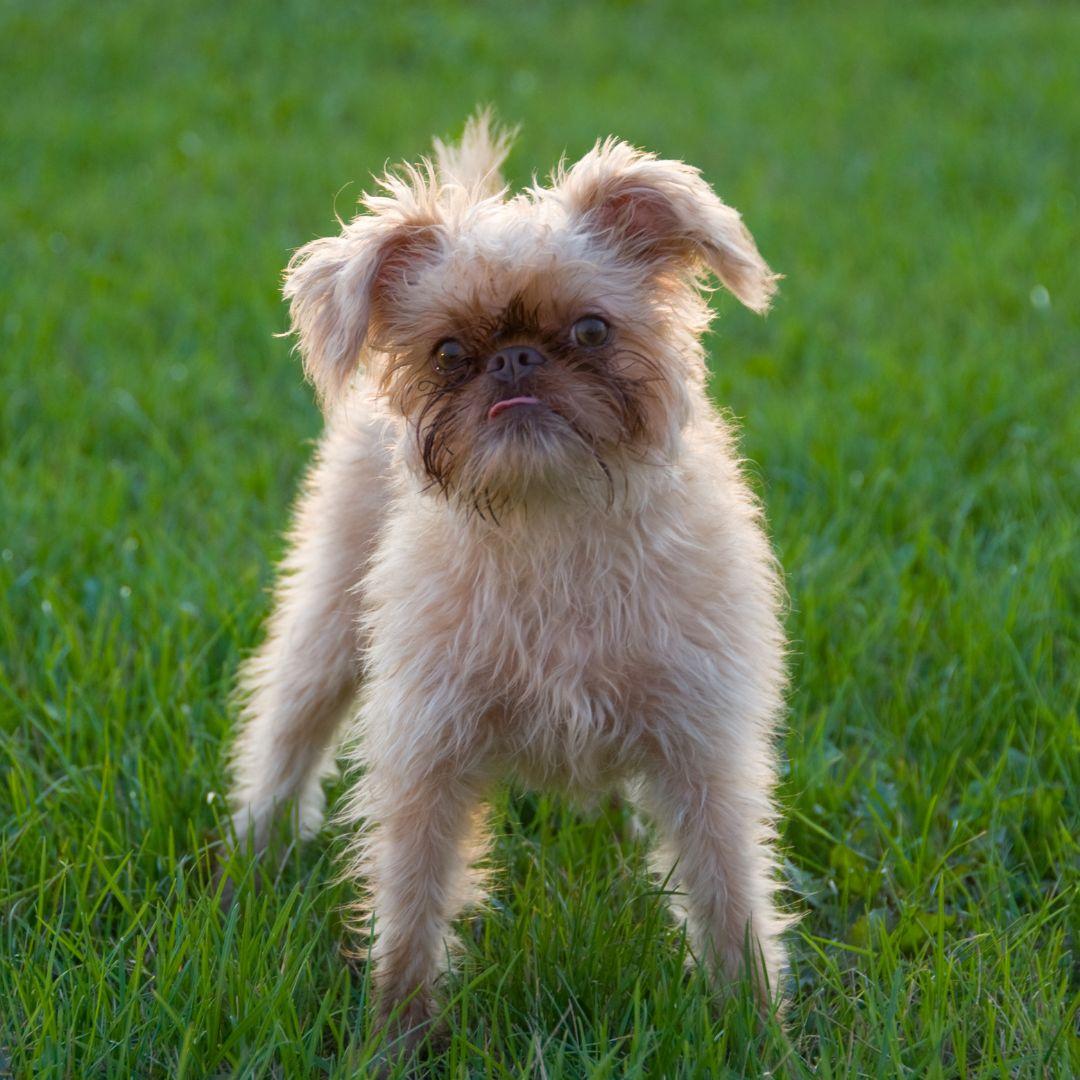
[228,409,391,852]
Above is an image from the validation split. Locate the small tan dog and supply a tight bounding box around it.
[228,113,789,1044]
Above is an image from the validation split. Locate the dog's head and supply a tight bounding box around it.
[284,113,777,516]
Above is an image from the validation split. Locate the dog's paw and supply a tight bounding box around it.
[381,990,443,1048]
[362,992,445,1076]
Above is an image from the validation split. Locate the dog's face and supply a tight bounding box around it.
[285,138,776,514]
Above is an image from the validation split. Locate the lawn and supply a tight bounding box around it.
[1,1,1077,1076]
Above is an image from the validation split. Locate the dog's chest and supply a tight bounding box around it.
[478,534,646,675]
[367,495,722,783]
[449,522,694,780]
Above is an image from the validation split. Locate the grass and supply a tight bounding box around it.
[1,0,1078,1075]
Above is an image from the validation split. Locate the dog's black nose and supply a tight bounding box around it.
[485,346,547,385]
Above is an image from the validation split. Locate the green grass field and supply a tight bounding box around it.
[2,2,1078,1076]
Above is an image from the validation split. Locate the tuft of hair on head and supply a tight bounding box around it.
[433,107,518,200]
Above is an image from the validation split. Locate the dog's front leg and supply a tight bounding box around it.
[639,741,787,1006]
[340,702,491,1051]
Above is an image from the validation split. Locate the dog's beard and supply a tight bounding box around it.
[407,350,665,520]
[415,395,616,521]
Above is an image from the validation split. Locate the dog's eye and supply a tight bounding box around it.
[571,316,610,348]
[432,338,468,374]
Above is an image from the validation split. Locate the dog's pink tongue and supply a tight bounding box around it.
[488,396,540,419]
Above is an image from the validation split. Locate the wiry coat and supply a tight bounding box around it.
[228,113,790,1045]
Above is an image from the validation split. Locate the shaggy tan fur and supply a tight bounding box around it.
[228,111,790,1047]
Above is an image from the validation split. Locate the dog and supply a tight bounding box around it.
[227,112,790,1047]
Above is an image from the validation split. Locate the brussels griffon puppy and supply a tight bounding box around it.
[228,113,789,1043]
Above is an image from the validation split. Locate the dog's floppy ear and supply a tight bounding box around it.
[558,139,779,313]
[283,166,444,405]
